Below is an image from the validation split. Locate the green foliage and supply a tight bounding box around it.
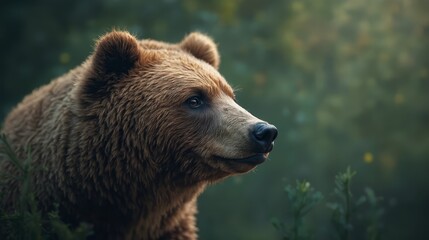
[361,188,384,240]
[275,168,386,240]
[48,205,93,240]
[327,168,385,240]
[327,167,358,240]
[0,135,93,240]
[272,181,323,240]
[0,134,43,240]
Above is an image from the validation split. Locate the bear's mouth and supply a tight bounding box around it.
[214,153,269,165]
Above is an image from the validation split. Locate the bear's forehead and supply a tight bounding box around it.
[157,57,234,98]
[136,41,234,99]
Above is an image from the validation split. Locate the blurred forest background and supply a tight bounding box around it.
[0,0,428,239]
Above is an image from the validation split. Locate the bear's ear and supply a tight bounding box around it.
[74,31,141,107]
[90,31,141,78]
[180,32,220,69]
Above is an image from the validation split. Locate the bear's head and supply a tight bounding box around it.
[73,31,277,184]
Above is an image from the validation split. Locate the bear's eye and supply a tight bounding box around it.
[186,96,204,109]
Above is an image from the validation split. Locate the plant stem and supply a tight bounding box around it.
[345,176,351,240]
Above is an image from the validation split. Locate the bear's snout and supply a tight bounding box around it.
[250,122,278,153]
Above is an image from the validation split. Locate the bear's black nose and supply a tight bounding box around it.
[251,122,278,153]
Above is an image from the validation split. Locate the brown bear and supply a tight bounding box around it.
[0,31,277,239]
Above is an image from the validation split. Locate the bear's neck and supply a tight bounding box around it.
[60,157,207,239]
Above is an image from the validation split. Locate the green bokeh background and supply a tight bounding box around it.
[1,0,428,239]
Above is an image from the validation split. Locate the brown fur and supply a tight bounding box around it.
[1,31,273,239]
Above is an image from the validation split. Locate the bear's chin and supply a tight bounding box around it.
[212,153,269,174]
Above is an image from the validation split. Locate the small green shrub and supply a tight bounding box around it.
[274,167,386,240]
[361,188,384,240]
[327,167,361,240]
[0,134,93,240]
[272,181,324,240]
